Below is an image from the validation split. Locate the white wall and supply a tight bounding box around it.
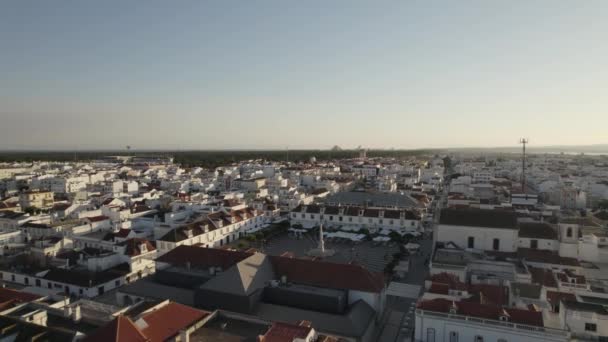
[436,224,518,252]
[518,238,558,251]
[415,312,568,342]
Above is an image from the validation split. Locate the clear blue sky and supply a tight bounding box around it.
[1,1,607,150]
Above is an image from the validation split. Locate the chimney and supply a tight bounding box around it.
[72,304,82,323]
[186,261,191,270]
[281,275,287,285]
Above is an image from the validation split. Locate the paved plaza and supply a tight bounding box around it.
[261,232,400,273]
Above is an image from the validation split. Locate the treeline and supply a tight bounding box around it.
[0,149,441,168]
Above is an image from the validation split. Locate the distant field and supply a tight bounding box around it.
[0,149,440,168]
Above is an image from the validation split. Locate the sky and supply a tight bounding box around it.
[1,1,607,150]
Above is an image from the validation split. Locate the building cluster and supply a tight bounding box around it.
[0,153,439,341]
[416,204,608,342]
[449,153,608,213]
[4,151,605,341]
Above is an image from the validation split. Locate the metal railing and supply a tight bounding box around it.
[416,309,568,336]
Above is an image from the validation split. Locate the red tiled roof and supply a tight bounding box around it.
[118,238,156,256]
[504,307,544,327]
[417,299,543,327]
[429,283,450,295]
[102,198,115,205]
[547,291,576,305]
[429,273,467,291]
[0,288,41,303]
[52,203,72,211]
[467,284,507,306]
[269,255,385,293]
[84,315,149,342]
[0,288,41,311]
[115,229,132,238]
[529,267,558,288]
[156,245,253,270]
[139,302,209,342]
[87,215,110,223]
[261,322,313,342]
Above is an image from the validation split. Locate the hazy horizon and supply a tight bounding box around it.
[2,1,607,150]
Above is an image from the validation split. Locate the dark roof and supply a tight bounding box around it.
[383,210,401,219]
[440,208,518,229]
[23,222,53,229]
[0,210,26,220]
[511,283,542,299]
[518,222,557,240]
[43,264,130,287]
[156,245,253,270]
[86,215,110,222]
[292,205,419,220]
[323,191,421,208]
[324,206,339,215]
[269,256,384,293]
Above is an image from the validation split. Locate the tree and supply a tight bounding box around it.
[24,206,37,215]
[597,199,608,210]
[388,231,403,243]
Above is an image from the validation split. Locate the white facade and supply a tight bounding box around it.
[415,309,568,342]
[436,224,518,252]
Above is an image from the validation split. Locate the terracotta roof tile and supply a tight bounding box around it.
[269,255,384,293]
[84,315,149,342]
[139,302,209,342]
[261,321,312,342]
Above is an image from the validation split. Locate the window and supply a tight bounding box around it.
[468,237,475,249]
[530,239,538,249]
[493,238,500,251]
[379,219,383,224]
[567,228,573,238]
[329,216,333,221]
[426,328,435,342]
[585,323,597,332]
[11,274,15,282]
[115,280,120,287]
[310,214,313,219]
[348,217,352,222]
[301,214,305,218]
[47,283,52,289]
[475,336,484,342]
[449,331,458,342]
[339,217,343,222]
[24,277,29,285]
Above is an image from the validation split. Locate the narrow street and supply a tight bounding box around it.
[377,236,433,342]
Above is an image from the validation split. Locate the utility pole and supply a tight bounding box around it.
[519,138,528,194]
